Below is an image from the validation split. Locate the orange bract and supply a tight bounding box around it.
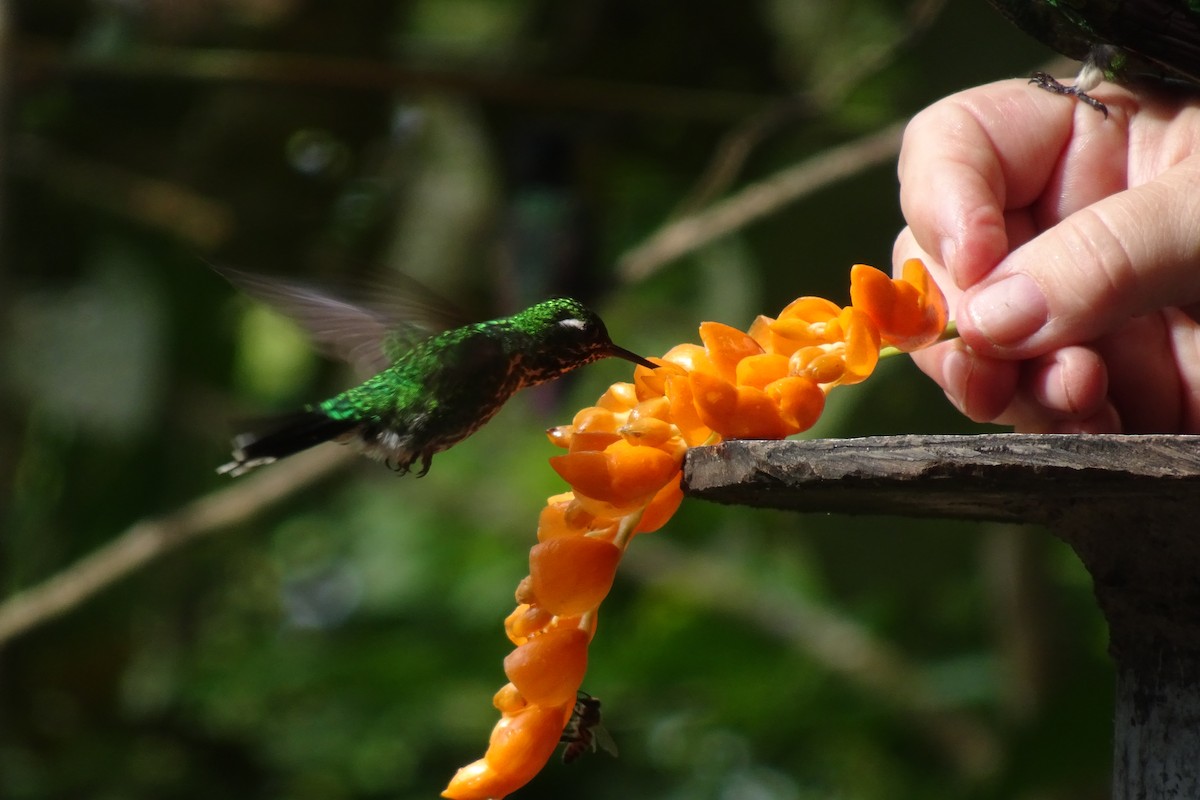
[441,703,569,800]
[634,472,684,534]
[504,603,553,645]
[699,321,764,381]
[549,440,682,515]
[689,371,800,440]
[503,627,589,708]
[849,260,948,351]
[529,536,622,617]
[765,376,825,430]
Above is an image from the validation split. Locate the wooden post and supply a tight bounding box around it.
[683,434,1200,800]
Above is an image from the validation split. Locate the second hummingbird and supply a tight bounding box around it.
[215,268,655,478]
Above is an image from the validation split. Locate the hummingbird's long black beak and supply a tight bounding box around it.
[608,344,657,370]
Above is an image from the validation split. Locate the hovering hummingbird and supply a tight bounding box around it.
[983,0,1200,116]
[560,691,618,764]
[214,267,655,478]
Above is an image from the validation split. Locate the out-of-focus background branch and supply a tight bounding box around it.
[1,2,1111,799]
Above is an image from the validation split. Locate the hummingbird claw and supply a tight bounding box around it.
[1029,71,1109,118]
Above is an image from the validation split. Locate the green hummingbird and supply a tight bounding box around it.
[215,267,655,478]
[983,0,1200,116]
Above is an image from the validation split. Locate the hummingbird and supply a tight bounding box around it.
[214,267,655,478]
[983,0,1200,116]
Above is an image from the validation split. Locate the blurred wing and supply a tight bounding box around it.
[214,265,403,375]
[359,271,470,360]
[591,723,619,758]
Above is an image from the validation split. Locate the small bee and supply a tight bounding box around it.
[560,691,619,764]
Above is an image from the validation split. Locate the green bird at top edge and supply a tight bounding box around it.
[983,0,1200,115]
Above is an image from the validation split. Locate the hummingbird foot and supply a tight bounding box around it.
[415,451,433,477]
[1029,71,1109,118]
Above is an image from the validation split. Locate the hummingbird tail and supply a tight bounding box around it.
[217,410,357,476]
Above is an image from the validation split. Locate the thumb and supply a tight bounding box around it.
[957,156,1200,358]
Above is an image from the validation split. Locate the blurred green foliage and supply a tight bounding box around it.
[2,1,1112,799]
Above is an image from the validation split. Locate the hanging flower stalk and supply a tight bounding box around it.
[442,259,949,800]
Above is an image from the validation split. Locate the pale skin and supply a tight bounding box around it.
[894,79,1200,433]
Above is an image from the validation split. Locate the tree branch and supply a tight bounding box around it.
[617,121,905,282]
[0,446,352,648]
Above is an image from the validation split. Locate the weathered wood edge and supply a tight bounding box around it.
[682,434,1200,525]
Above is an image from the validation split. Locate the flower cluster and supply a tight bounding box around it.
[442,260,948,799]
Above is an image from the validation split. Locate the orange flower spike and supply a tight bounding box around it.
[529,536,623,617]
[634,472,685,534]
[849,260,948,351]
[698,321,764,381]
[503,626,589,707]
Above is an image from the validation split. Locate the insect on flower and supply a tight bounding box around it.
[560,691,619,764]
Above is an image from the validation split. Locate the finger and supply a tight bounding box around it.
[910,338,1019,423]
[1022,346,1109,419]
[898,80,1077,289]
[958,157,1200,358]
[1093,314,1183,431]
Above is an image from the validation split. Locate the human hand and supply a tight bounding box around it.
[894,79,1200,432]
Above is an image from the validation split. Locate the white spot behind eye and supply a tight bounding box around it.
[558,318,587,330]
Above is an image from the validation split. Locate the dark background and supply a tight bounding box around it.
[1,1,1112,798]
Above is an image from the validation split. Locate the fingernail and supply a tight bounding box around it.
[965,274,1048,347]
[939,237,957,274]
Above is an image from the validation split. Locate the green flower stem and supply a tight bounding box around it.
[878,319,958,360]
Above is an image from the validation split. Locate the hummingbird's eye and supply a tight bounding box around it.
[557,318,589,331]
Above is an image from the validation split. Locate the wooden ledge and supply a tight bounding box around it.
[682,434,1200,525]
